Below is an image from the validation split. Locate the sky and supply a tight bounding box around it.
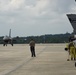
[0,0,76,37]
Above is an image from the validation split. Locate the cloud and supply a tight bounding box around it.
[0,0,25,11]
[24,0,49,17]
[0,0,75,36]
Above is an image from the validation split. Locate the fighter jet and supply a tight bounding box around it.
[3,29,13,46]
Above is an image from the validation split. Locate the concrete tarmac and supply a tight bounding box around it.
[0,44,76,75]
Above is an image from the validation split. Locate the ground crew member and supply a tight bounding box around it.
[73,40,76,59]
[68,42,76,60]
[29,39,36,57]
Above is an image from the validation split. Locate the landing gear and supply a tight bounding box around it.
[75,62,76,67]
[3,44,5,46]
[3,41,13,46]
[3,43,7,46]
[3,42,7,46]
[11,43,13,46]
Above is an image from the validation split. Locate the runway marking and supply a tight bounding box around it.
[0,46,47,75]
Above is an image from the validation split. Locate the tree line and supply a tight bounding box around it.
[0,33,72,44]
[25,33,71,43]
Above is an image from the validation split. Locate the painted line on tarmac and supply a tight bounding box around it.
[0,46,47,75]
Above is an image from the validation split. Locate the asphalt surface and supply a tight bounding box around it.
[0,44,76,75]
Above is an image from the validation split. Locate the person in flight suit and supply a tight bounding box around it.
[29,39,36,57]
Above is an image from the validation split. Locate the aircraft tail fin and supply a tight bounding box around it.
[9,29,11,38]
